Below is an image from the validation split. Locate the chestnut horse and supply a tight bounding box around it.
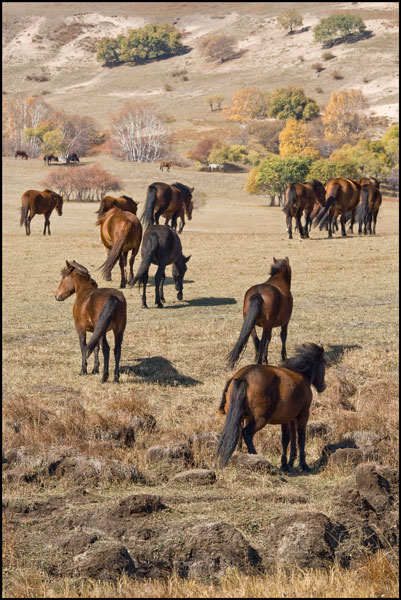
[15,150,28,160]
[20,188,63,236]
[96,195,139,219]
[55,261,126,383]
[129,224,191,308]
[96,207,142,288]
[313,177,361,237]
[356,180,382,235]
[160,161,173,171]
[217,343,326,470]
[226,257,293,369]
[141,182,194,231]
[283,180,326,239]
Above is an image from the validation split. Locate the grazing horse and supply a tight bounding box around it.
[141,181,194,231]
[96,195,139,219]
[313,177,361,237]
[43,155,59,165]
[216,343,326,470]
[356,181,382,235]
[129,224,191,308]
[208,163,224,172]
[15,150,28,160]
[226,257,292,369]
[283,180,326,239]
[96,207,142,289]
[66,153,80,164]
[55,261,126,383]
[20,188,63,236]
[160,161,173,171]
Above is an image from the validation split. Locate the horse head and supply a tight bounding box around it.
[172,255,191,300]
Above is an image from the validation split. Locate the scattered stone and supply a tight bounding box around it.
[170,469,216,485]
[319,439,358,467]
[354,463,397,514]
[113,494,166,518]
[72,541,136,580]
[328,448,364,467]
[307,421,333,438]
[230,454,276,474]
[146,444,193,466]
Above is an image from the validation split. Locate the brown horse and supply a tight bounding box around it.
[283,180,326,239]
[160,161,173,171]
[20,188,63,236]
[216,343,326,470]
[226,257,293,369]
[96,207,142,288]
[43,155,59,165]
[15,150,28,160]
[129,224,190,308]
[55,261,126,383]
[357,180,382,235]
[141,182,194,231]
[96,195,139,219]
[163,195,193,233]
[313,177,361,237]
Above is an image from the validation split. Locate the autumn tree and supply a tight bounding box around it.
[268,87,320,121]
[186,138,220,163]
[330,139,392,179]
[3,95,53,155]
[110,102,167,162]
[41,130,67,156]
[380,124,399,167]
[277,9,303,33]
[208,144,249,164]
[279,118,320,158]
[314,14,366,46]
[222,87,270,124]
[322,89,368,146]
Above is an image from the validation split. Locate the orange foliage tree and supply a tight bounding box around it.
[222,88,270,124]
[322,89,368,146]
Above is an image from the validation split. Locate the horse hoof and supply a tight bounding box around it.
[300,463,311,472]
[280,464,289,472]
[142,304,148,309]
[157,303,164,308]
[177,293,183,301]
[120,282,126,289]
[101,376,109,383]
[91,369,99,374]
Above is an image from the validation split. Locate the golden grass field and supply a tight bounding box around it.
[2,154,399,597]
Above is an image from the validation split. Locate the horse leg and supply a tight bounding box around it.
[119,253,127,288]
[25,214,32,236]
[288,421,297,468]
[171,211,179,231]
[296,418,310,472]
[280,323,288,361]
[79,333,87,375]
[373,212,377,234]
[101,335,110,383]
[113,332,123,383]
[141,272,148,308]
[296,213,304,238]
[154,264,165,308]
[242,421,257,454]
[160,271,166,304]
[251,328,260,361]
[259,329,271,364]
[92,343,100,374]
[154,207,164,224]
[280,423,290,471]
[128,250,135,285]
[287,215,293,240]
[304,213,311,238]
[340,214,347,237]
[178,215,185,234]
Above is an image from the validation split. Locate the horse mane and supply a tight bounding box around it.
[171,182,191,195]
[270,258,289,276]
[62,261,98,287]
[120,195,134,202]
[282,343,325,379]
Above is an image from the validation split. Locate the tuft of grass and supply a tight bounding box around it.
[331,70,344,80]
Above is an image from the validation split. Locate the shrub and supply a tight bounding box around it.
[322,51,335,60]
[277,9,303,33]
[268,87,320,121]
[314,14,367,45]
[316,87,324,94]
[164,83,173,91]
[331,70,344,80]
[246,120,285,153]
[41,165,123,202]
[312,62,324,72]
[198,34,238,63]
[186,138,220,163]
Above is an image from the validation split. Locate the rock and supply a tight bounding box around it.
[328,448,364,467]
[230,454,276,473]
[319,439,358,467]
[53,456,145,484]
[72,541,136,580]
[146,444,193,466]
[170,469,216,485]
[355,463,397,514]
[307,421,333,438]
[113,494,166,517]
[59,531,99,555]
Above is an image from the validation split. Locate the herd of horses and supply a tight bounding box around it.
[15,150,80,165]
[18,166,384,471]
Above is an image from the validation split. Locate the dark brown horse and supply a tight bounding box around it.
[43,155,59,165]
[226,257,293,369]
[55,261,126,383]
[163,195,193,233]
[283,180,326,239]
[15,150,28,160]
[141,182,194,231]
[96,195,139,219]
[216,343,326,470]
[356,180,382,235]
[160,161,173,171]
[66,153,79,164]
[129,224,190,308]
[96,207,142,288]
[313,177,361,237]
[20,188,63,235]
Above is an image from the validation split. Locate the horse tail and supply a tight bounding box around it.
[283,184,296,215]
[128,232,158,288]
[313,183,340,229]
[141,185,157,230]
[225,293,263,370]
[86,296,120,358]
[96,198,106,216]
[216,378,247,467]
[356,186,369,225]
[20,196,29,226]
[99,220,132,280]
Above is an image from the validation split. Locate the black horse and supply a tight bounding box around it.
[66,153,80,164]
[43,155,59,165]
[128,224,191,308]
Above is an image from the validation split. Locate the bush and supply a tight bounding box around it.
[186,138,221,163]
[198,34,238,63]
[277,9,303,33]
[322,51,335,60]
[312,62,324,72]
[246,120,285,153]
[268,87,320,121]
[41,165,122,202]
[164,83,173,91]
[314,14,366,45]
[331,70,343,80]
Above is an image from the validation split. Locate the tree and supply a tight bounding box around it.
[41,130,67,156]
[330,139,392,179]
[380,124,399,167]
[186,138,220,163]
[222,87,270,124]
[41,165,122,202]
[198,34,238,63]
[110,102,167,162]
[246,120,285,153]
[53,111,101,156]
[2,95,53,155]
[277,9,303,33]
[205,94,225,111]
[314,14,366,45]
[322,89,368,146]
[279,119,320,158]
[308,157,360,183]
[268,87,319,121]
[96,37,122,66]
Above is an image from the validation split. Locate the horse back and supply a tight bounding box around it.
[74,288,127,333]
[244,279,292,327]
[142,224,180,265]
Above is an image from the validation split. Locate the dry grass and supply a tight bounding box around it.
[2,154,399,596]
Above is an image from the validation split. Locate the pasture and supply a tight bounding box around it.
[2,155,399,597]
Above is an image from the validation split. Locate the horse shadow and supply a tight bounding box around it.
[120,356,201,386]
[324,343,361,366]
[163,296,237,309]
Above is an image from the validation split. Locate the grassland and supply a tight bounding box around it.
[2,154,399,597]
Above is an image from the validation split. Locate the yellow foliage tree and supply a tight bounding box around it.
[222,87,269,124]
[279,118,320,158]
[322,89,368,146]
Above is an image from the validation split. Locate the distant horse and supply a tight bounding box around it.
[160,161,173,172]
[208,163,224,172]
[66,153,80,164]
[55,260,127,383]
[129,224,191,308]
[216,342,326,470]
[96,207,142,288]
[20,188,63,235]
[43,155,59,166]
[141,181,194,231]
[313,177,361,237]
[356,181,382,235]
[15,150,28,160]
[96,195,139,219]
[283,180,326,239]
[226,257,293,369]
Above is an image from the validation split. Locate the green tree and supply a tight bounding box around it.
[308,157,360,183]
[41,130,67,155]
[314,14,366,45]
[96,37,122,66]
[330,139,392,179]
[208,144,248,163]
[246,155,313,204]
[268,87,319,121]
[277,9,303,33]
[380,124,399,167]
